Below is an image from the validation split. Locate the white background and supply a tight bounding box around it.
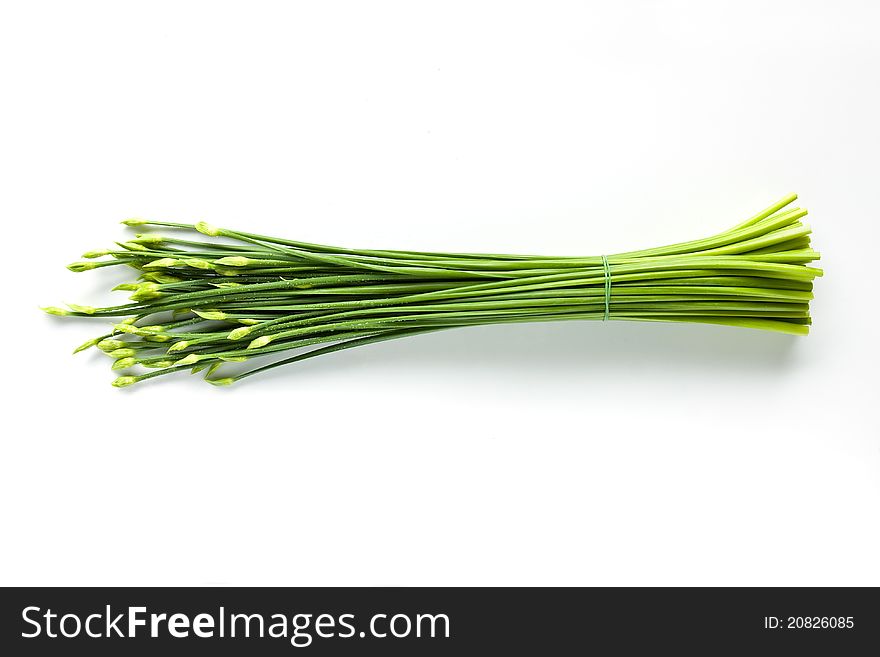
[1,1,878,586]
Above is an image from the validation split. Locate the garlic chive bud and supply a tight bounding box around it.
[121,317,137,325]
[183,258,214,270]
[238,319,260,325]
[193,309,228,320]
[206,377,236,386]
[132,233,165,244]
[214,267,242,276]
[113,323,141,334]
[214,256,251,267]
[176,353,201,366]
[227,326,253,340]
[82,249,111,259]
[140,272,176,283]
[111,356,137,370]
[212,282,244,288]
[73,336,103,354]
[145,359,174,369]
[166,340,190,353]
[195,221,221,236]
[121,218,148,226]
[97,338,126,352]
[41,306,70,316]
[144,334,171,343]
[129,283,162,301]
[109,348,137,358]
[67,303,97,314]
[119,241,149,251]
[153,274,181,283]
[219,356,248,362]
[112,282,140,291]
[67,261,99,272]
[247,335,273,349]
[143,257,180,269]
[111,375,138,387]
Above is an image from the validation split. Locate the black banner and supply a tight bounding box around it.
[1,587,877,654]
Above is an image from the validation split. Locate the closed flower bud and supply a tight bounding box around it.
[247,335,273,349]
[132,233,165,244]
[67,303,97,314]
[73,336,103,354]
[227,326,253,340]
[67,261,99,272]
[143,257,180,269]
[207,377,236,386]
[195,221,221,236]
[214,256,251,267]
[97,339,126,352]
[183,258,214,270]
[193,309,228,320]
[118,241,148,252]
[111,356,137,370]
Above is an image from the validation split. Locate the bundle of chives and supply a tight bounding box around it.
[43,194,821,387]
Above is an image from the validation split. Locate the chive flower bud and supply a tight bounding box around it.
[227,326,253,340]
[73,336,103,354]
[143,257,180,269]
[182,258,214,270]
[132,233,165,244]
[97,339,126,352]
[67,261,100,272]
[195,221,221,236]
[129,283,163,302]
[175,354,201,366]
[108,348,137,358]
[193,309,228,320]
[112,282,141,291]
[67,303,96,314]
[206,377,236,386]
[119,241,149,251]
[247,336,273,349]
[214,256,251,267]
[141,272,181,284]
[113,323,141,334]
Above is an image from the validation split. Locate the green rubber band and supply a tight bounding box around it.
[601,255,611,321]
